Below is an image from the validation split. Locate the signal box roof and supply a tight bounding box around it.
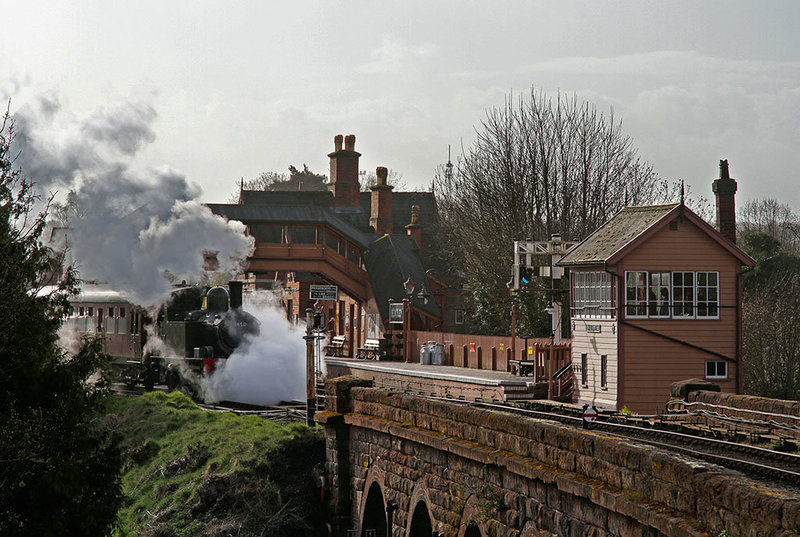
[558,203,755,267]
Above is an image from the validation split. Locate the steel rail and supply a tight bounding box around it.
[426,396,800,486]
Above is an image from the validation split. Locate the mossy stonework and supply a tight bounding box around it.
[318,376,800,537]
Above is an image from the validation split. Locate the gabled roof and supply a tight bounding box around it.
[558,203,755,267]
[364,234,441,321]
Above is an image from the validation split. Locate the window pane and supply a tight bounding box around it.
[290,226,317,244]
[254,224,283,243]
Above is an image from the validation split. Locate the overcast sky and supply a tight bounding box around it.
[3,1,799,208]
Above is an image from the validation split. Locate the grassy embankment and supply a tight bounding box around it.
[104,391,324,537]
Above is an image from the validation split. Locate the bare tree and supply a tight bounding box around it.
[742,274,800,399]
[739,198,800,253]
[435,89,665,334]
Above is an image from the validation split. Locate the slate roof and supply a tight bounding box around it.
[207,188,444,316]
[207,198,371,248]
[558,204,680,266]
[365,234,441,320]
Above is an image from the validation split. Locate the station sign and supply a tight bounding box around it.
[309,285,337,301]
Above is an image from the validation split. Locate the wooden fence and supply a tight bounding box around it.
[407,330,571,377]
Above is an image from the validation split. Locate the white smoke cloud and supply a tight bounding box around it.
[203,291,308,406]
[14,95,253,306]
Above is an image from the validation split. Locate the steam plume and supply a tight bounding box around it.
[14,95,253,305]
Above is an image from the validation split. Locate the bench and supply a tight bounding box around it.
[326,335,346,357]
[356,338,383,360]
[509,359,536,377]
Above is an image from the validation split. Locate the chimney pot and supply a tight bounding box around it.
[344,134,356,151]
[376,166,388,186]
[334,134,343,152]
[410,205,420,225]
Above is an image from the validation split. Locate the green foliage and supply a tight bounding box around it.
[739,228,800,399]
[0,109,123,535]
[106,392,325,537]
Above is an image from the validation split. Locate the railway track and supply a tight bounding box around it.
[439,397,800,490]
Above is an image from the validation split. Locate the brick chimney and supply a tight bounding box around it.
[405,205,423,253]
[328,134,361,209]
[712,159,738,243]
[369,166,394,234]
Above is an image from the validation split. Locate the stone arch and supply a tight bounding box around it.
[456,494,488,537]
[359,465,388,537]
[406,482,438,537]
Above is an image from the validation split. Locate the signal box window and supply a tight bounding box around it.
[625,271,647,317]
[697,271,719,318]
[648,272,670,317]
[572,271,612,319]
[454,309,465,325]
[580,353,588,386]
[706,360,728,379]
[600,354,608,388]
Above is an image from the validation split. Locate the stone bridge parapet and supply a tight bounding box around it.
[318,376,800,537]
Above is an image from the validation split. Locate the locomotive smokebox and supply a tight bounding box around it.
[206,286,230,312]
[228,280,243,309]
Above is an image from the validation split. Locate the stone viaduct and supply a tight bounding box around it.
[317,377,800,537]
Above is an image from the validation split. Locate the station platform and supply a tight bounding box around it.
[324,358,540,402]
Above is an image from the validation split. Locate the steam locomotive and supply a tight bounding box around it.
[65,281,259,392]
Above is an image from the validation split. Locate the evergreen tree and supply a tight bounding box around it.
[0,109,122,536]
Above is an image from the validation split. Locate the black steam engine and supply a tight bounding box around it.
[146,281,259,392]
[69,280,260,392]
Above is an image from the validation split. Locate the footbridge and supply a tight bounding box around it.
[317,377,799,537]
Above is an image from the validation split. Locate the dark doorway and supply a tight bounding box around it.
[361,482,387,537]
[464,522,482,537]
[408,500,432,537]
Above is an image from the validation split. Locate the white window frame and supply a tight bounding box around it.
[705,360,728,379]
[573,271,613,319]
[671,271,695,319]
[648,271,671,318]
[454,309,465,325]
[624,271,648,318]
[696,271,720,319]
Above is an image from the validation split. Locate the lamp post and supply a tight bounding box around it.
[403,277,416,363]
[544,305,556,400]
[304,308,316,426]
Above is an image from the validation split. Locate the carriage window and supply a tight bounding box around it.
[87,307,94,316]
[108,307,115,317]
[79,306,85,316]
[119,307,126,318]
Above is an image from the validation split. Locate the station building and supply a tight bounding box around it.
[208,135,465,357]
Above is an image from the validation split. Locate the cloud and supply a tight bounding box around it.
[358,34,436,74]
